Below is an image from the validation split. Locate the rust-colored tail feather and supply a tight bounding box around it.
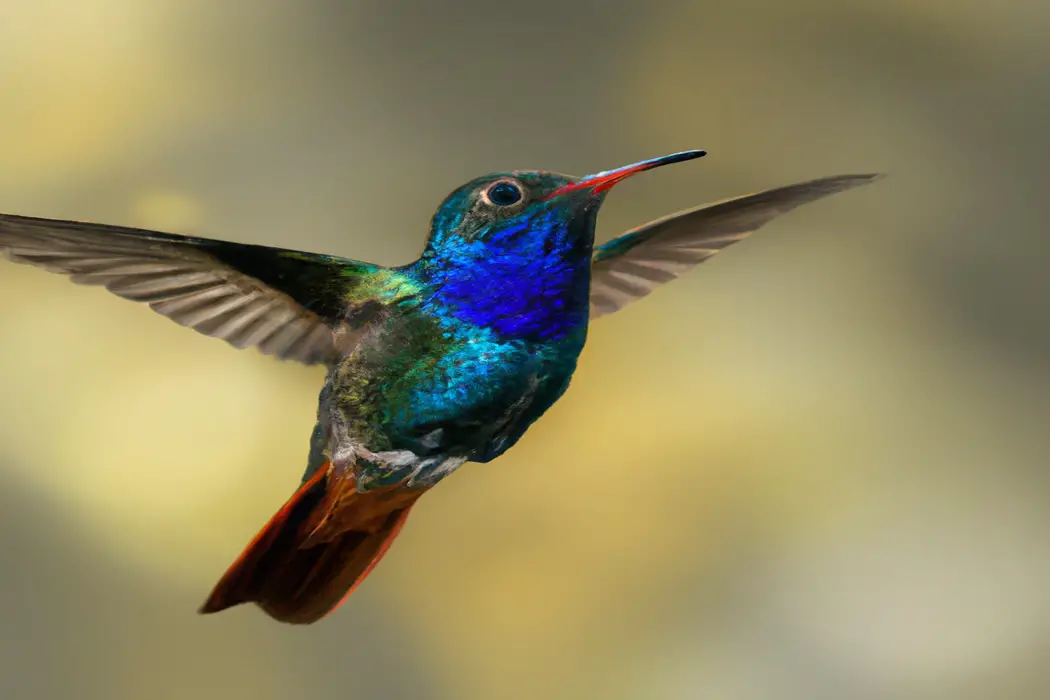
[199,465,417,624]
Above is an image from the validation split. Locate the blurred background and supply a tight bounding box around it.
[0,1,1048,698]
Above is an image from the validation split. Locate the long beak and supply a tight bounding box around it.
[544,149,706,200]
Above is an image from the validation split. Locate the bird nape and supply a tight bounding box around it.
[0,151,882,624]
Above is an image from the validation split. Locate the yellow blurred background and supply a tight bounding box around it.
[1,1,1048,698]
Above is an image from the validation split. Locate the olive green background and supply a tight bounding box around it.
[0,1,1047,699]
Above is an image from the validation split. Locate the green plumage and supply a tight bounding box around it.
[0,151,881,623]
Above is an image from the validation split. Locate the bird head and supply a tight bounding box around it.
[420,150,707,261]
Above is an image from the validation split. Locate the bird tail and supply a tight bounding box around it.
[199,463,419,624]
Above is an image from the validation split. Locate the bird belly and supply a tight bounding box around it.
[388,337,546,445]
[399,340,533,418]
[325,330,579,480]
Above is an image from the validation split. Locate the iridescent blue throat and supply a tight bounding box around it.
[408,213,593,342]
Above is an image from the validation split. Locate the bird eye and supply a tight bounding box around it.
[485,180,524,207]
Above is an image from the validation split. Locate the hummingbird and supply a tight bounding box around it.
[0,150,880,624]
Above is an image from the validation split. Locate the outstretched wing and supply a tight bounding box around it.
[589,174,883,318]
[0,212,383,364]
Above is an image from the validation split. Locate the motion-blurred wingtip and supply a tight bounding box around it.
[812,172,887,195]
[844,172,886,184]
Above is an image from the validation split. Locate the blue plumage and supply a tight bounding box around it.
[411,224,591,341]
[0,148,884,624]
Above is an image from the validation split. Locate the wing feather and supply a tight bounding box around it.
[590,174,883,318]
[0,212,381,364]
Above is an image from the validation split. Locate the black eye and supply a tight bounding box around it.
[486,181,523,207]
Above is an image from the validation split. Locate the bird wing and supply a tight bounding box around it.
[589,174,883,318]
[0,212,385,365]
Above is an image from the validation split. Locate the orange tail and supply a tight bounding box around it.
[199,465,419,624]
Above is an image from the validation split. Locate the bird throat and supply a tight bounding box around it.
[416,224,593,343]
